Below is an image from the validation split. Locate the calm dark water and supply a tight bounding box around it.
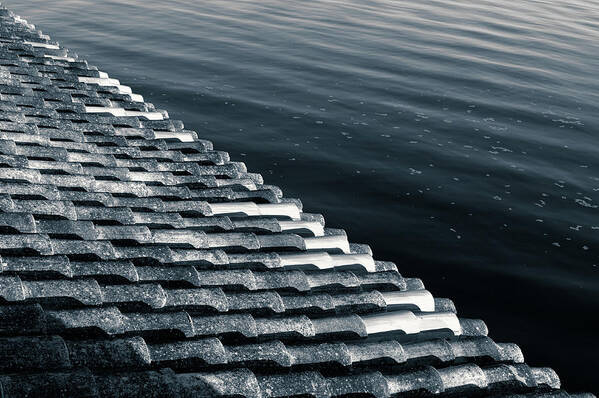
[6,0,599,392]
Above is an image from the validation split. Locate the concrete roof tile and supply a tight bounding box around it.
[0,335,70,371]
[148,337,228,367]
[66,336,151,369]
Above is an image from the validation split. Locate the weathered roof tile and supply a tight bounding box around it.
[0,369,99,398]
[0,335,70,371]
[164,287,228,312]
[102,283,167,309]
[148,337,228,367]
[45,306,126,335]
[70,260,138,282]
[192,313,257,338]
[22,278,103,306]
[125,311,195,338]
[256,371,331,398]
[66,336,151,369]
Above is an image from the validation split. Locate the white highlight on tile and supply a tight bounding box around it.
[304,235,350,253]
[381,290,435,312]
[24,41,59,49]
[84,106,164,120]
[278,220,324,236]
[279,252,376,272]
[362,310,461,336]
[44,54,76,62]
[209,202,301,220]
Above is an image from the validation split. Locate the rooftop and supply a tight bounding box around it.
[0,5,594,398]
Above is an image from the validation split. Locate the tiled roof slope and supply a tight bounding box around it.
[0,5,594,398]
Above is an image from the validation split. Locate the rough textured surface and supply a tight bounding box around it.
[0,5,593,398]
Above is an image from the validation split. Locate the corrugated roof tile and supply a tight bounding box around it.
[70,260,138,282]
[22,278,103,306]
[102,283,167,309]
[0,369,99,398]
[164,287,228,312]
[45,306,127,335]
[67,336,151,369]
[1,254,72,277]
[256,371,331,398]
[148,337,228,367]
[125,311,195,338]
[227,340,293,367]
[192,313,257,338]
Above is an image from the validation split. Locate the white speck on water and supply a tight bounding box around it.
[575,198,597,208]
[490,146,512,153]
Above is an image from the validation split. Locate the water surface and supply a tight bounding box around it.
[6,0,599,391]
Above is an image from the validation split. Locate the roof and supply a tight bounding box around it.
[0,5,595,398]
